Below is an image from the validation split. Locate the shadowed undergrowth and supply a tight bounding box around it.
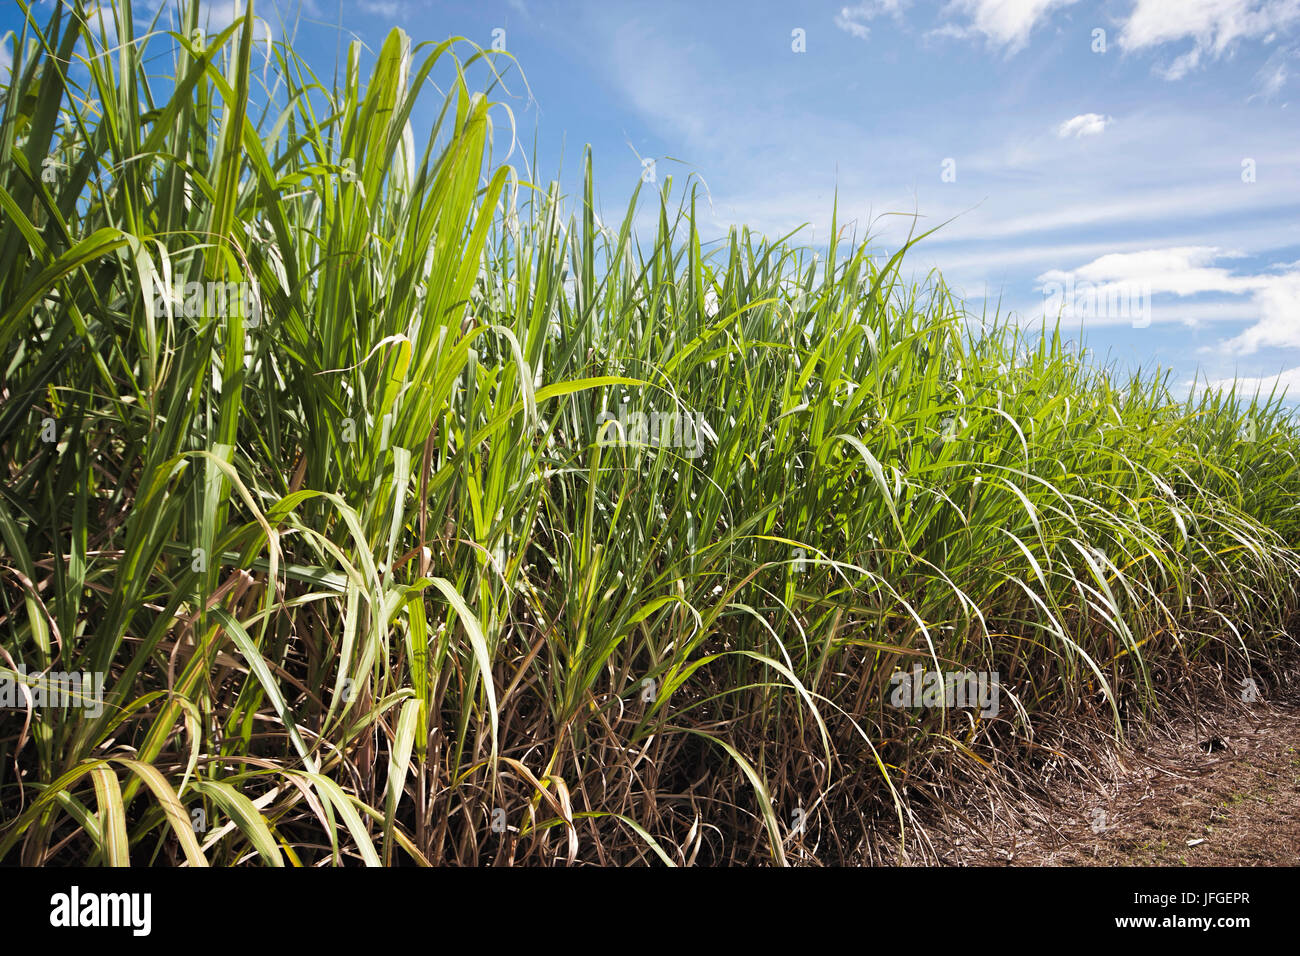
[2,0,1298,865]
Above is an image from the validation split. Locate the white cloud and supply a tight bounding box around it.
[1036,247,1300,346]
[921,180,1293,244]
[834,1,908,40]
[1220,270,1300,352]
[82,1,278,46]
[1120,0,1300,78]
[835,11,873,39]
[1250,49,1295,98]
[1056,112,1111,138]
[1259,61,1289,94]
[199,0,275,41]
[358,0,401,15]
[938,0,1081,51]
[1208,365,1300,395]
[1040,246,1257,295]
[1156,47,1203,80]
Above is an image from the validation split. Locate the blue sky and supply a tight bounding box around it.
[5,0,1300,397]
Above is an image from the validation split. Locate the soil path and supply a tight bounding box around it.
[934,672,1300,866]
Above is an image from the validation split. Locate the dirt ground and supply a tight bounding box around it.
[926,665,1300,866]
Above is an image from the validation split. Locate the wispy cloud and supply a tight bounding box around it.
[834,0,908,40]
[1209,364,1300,394]
[357,0,402,16]
[1040,247,1254,296]
[1037,247,1300,345]
[1258,61,1289,95]
[200,0,276,40]
[1250,46,1296,99]
[1056,112,1111,137]
[1120,0,1300,79]
[86,0,279,44]
[1220,268,1300,352]
[937,0,1081,52]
